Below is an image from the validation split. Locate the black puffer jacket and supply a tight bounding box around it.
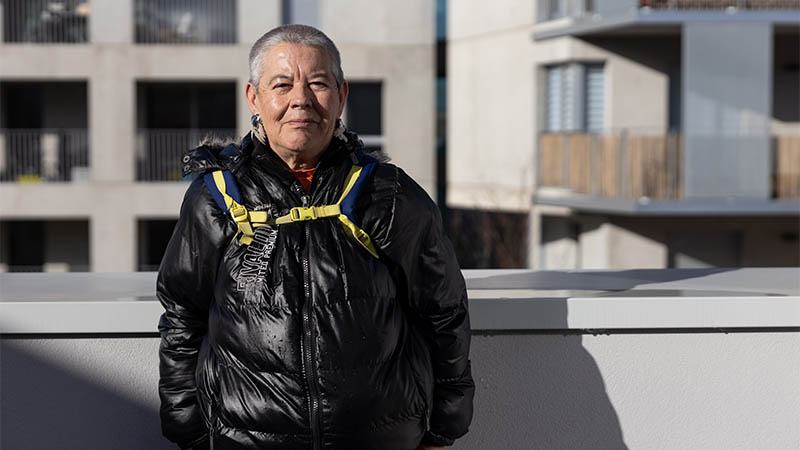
[157,131,474,450]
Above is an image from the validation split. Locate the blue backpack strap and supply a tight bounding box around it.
[203,169,266,245]
[203,170,241,213]
[339,152,378,228]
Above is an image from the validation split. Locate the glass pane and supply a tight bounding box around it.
[346,82,382,136]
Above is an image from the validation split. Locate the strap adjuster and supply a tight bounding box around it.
[230,204,248,222]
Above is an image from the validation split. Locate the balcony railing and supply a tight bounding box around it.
[134,0,236,44]
[0,129,89,182]
[537,131,800,200]
[1,0,89,43]
[136,129,237,182]
[640,0,800,9]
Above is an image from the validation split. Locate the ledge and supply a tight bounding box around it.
[533,189,800,216]
[1,269,798,333]
[532,9,800,40]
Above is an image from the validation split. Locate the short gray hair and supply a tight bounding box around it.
[248,24,344,90]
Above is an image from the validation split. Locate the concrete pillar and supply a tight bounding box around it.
[90,0,133,43]
[238,0,281,45]
[683,23,773,199]
[91,206,136,272]
[606,222,667,269]
[578,217,610,269]
[385,55,436,197]
[89,56,135,182]
[579,219,668,269]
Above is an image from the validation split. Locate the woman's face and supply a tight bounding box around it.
[246,43,348,163]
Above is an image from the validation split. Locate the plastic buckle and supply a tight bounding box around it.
[290,206,317,221]
[230,204,248,222]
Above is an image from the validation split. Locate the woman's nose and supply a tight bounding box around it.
[290,84,312,108]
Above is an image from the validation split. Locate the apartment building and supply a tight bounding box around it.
[0,0,435,272]
[447,0,800,269]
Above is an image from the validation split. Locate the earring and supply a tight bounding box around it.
[251,113,266,144]
[333,118,348,143]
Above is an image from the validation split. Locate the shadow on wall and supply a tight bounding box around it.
[1,339,173,450]
[456,305,629,450]
[457,269,740,450]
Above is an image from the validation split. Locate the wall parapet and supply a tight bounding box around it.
[2,268,798,334]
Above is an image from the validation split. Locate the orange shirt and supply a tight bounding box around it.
[290,167,315,192]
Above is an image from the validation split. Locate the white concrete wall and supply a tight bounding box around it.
[462,332,800,450]
[3,330,798,450]
[447,0,537,211]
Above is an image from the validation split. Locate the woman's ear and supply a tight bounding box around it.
[337,80,349,118]
[245,81,259,115]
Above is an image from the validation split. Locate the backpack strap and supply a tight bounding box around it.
[203,152,379,258]
[203,170,270,245]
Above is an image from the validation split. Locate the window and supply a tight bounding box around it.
[545,63,604,133]
[134,0,236,44]
[2,0,89,43]
[344,82,383,153]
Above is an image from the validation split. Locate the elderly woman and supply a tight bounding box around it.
[157,25,473,450]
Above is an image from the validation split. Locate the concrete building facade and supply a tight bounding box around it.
[447,0,800,269]
[0,0,435,272]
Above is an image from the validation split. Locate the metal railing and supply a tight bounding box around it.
[1,0,89,43]
[0,129,89,182]
[136,129,237,181]
[640,0,799,9]
[538,131,800,200]
[134,0,236,44]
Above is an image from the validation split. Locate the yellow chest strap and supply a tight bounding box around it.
[209,166,379,258]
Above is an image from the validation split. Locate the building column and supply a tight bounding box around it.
[385,52,437,197]
[89,62,135,183]
[90,0,133,44]
[91,200,136,272]
[238,0,281,44]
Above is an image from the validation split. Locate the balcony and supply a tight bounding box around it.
[0,129,89,182]
[0,269,798,449]
[641,0,800,9]
[538,131,800,199]
[533,0,799,40]
[1,0,89,44]
[134,0,236,44]
[136,128,236,181]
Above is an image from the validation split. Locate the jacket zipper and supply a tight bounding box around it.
[298,190,323,450]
